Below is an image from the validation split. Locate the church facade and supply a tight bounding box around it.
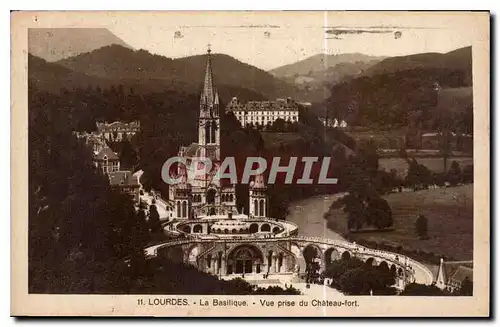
[167,48,263,220]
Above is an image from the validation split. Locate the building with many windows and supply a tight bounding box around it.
[226,97,299,127]
[96,120,141,142]
[93,146,120,174]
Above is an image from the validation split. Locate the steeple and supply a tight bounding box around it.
[201,44,217,109]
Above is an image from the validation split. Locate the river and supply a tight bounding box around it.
[286,193,347,241]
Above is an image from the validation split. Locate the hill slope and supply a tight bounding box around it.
[29,52,267,103]
[28,28,132,62]
[55,45,297,101]
[363,46,472,84]
[269,53,386,79]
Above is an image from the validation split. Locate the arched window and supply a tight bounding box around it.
[249,223,259,233]
[261,224,270,232]
[211,121,217,144]
[182,201,187,218]
[176,201,181,217]
[229,194,233,202]
[207,189,216,204]
[193,224,202,233]
[259,199,265,217]
[205,121,211,144]
[254,199,258,216]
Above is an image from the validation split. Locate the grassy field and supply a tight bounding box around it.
[345,129,406,149]
[379,157,473,177]
[325,184,473,262]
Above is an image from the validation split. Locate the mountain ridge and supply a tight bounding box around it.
[28,28,133,62]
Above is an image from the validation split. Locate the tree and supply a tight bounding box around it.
[462,164,473,184]
[400,283,450,296]
[439,130,453,172]
[366,196,393,230]
[415,214,429,239]
[459,277,473,296]
[148,204,162,233]
[447,160,462,186]
[405,158,433,189]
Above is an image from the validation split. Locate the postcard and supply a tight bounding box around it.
[11,11,490,317]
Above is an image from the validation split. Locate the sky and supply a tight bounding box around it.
[38,11,483,71]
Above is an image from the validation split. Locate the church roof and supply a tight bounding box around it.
[200,47,219,110]
[449,266,473,284]
[437,260,473,284]
[94,146,119,161]
[108,170,140,187]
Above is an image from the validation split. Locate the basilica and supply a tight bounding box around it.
[167,47,266,221]
[149,48,425,285]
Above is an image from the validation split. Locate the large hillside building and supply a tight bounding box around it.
[226,97,299,127]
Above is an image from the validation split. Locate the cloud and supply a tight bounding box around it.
[325,28,393,36]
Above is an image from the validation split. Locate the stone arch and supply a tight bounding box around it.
[181,201,187,218]
[324,247,340,265]
[249,223,259,233]
[379,261,389,270]
[261,223,271,232]
[278,252,284,272]
[365,257,375,266]
[182,225,191,233]
[272,226,280,234]
[341,251,351,261]
[224,228,229,234]
[227,244,264,274]
[193,224,202,233]
[303,244,322,263]
[266,250,274,269]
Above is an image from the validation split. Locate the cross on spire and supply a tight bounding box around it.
[207,43,212,54]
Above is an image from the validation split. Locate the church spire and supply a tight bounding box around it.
[201,44,216,107]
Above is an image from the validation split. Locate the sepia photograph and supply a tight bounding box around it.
[11,11,490,317]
